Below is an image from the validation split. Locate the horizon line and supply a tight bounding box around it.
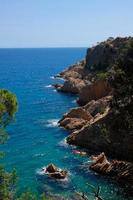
[0,46,88,49]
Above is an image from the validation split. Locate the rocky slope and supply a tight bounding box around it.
[54,37,133,187]
[90,152,133,183]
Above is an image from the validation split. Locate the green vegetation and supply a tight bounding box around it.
[0,89,18,127]
[96,71,110,80]
[109,38,133,135]
[17,191,36,200]
[0,89,18,200]
[0,89,50,200]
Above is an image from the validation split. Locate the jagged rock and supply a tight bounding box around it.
[67,111,110,151]
[49,170,68,179]
[62,107,93,121]
[77,80,112,106]
[46,164,58,173]
[67,109,133,161]
[85,37,133,70]
[59,118,88,130]
[59,60,88,80]
[59,96,111,132]
[59,108,93,130]
[83,96,112,116]
[55,78,86,94]
[45,164,68,180]
[90,153,133,182]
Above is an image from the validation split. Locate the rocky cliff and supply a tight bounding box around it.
[55,37,133,185]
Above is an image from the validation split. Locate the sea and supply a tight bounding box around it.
[0,48,131,200]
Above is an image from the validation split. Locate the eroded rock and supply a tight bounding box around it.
[77,80,112,106]
[59,107,93,130]
[90,153,133,182]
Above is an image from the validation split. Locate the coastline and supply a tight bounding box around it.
[54,37,133,195]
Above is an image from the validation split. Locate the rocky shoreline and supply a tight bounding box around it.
[54,37,133,191]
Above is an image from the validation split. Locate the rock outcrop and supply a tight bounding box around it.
[44,164,68,180]
[85,37,133,71]
[59,107,93,130]
[54,78,86,94]
[67,109,110,152]
[77,80,112,106]
[67,109,133,161]
[90,153,133,183]
[55,37,133,162]
[59,96,111,131]
[57,60,88,80]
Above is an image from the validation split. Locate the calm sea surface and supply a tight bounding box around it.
[0,48,131,200]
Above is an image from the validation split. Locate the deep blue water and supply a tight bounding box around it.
[0,48,131,200]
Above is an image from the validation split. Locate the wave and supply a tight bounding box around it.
[72,100,76,103]
[58,138,69,148]
[46,119,59,127]
[36,168,45,175]
[33,153,45,158]
[55,77,64,81]
[45,85,53,88]
[50,76,55,79]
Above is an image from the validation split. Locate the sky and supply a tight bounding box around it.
[0,0,133,48]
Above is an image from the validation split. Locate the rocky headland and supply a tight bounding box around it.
[54,36,133,187]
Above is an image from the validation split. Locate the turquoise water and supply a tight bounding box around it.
[0,48,131,200]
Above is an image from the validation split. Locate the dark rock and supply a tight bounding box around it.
[45,164,68,180]
[49,171,68,179]
[46,164,58,173]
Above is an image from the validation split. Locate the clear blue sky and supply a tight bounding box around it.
[0,0,133,47]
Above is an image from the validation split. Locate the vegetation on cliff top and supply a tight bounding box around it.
[109,38,133,138]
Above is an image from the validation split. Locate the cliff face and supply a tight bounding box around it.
[55,37,133,163]
[67,111,133,161]
[77,80,112,106]
[85,37,133,71]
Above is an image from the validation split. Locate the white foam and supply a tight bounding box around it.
[58,138,69,148]
[36,167,69,182]
[72,100,76,103]
[45,85,52,88]
[50,76,55,79]
[33,153,45,158]
[55,77,64,81]
[46,119,59,127]
[36,168,45,175]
